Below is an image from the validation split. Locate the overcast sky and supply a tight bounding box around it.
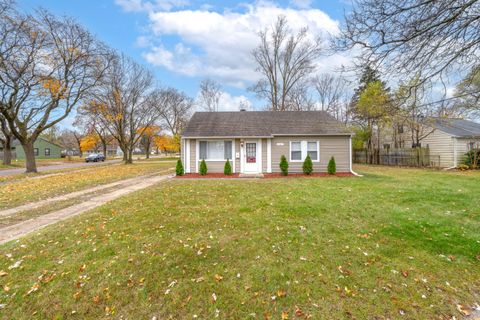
[18,0,354,126]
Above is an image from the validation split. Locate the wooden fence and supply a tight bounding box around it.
[353,147,441,168]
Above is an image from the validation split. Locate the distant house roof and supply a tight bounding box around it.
[12,137,63,148]
[432,118,480,138]
[182,111,351,138]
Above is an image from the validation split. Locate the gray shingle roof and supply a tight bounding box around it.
[432,118,480,138]
[182,111,351,137]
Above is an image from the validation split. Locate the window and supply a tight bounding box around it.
[291,142,302,160]
[290,141,319,162]
[307,142,318,160]
[34,148,39,156]
[199,140,233,160]
[45,148,51,156]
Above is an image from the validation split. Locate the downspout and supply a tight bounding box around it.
[350,135,362,176]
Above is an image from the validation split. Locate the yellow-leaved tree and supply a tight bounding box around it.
[80,133,100,153]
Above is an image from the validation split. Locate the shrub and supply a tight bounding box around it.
[279,155,289,176]
[463,149,480,169]
[457,164,470,171]
[199,159,208,175]
[327,156,336,175]
[224,159,232,175]
[302,154,313,175]
[176,159,184,176]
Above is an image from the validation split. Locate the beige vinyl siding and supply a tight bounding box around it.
[189,139,196,172]
[421,129,454,167]
[201,161,225,172]
[271,136,350,173]
[262,139,267,172]
[455,138,480,166]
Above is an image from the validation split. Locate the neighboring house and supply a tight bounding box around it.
[181,111,353,174]
[11,138,63,159]
[422,118,480,168]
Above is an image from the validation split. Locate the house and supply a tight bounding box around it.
[181,111,353,174]
[422,118,480,168]
[12,138,62,159]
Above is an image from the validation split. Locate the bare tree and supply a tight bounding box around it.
[337,0,480,82]
[86,53,156,164]
[0,7,110,172]
[250,15,322,111]
[154,88,193,136]
[198,79,222,112]
[75,107,112,157]
[0,114,14,165]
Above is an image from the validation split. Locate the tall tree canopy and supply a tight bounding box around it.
[251,15,322,111]
[338,0,480,82]
[0,4,110,172]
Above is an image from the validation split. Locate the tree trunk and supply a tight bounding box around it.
[102,143,107,158]
[145,142,150,159]
[23,140,37,173]
[126,149,133,164]
[2,137,12,166]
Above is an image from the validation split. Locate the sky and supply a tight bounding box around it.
[18,0,354,126]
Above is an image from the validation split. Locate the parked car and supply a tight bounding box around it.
[85,153,105,162]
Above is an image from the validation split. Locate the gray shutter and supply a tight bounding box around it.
[224,141,232,159]
[199,141,207,159]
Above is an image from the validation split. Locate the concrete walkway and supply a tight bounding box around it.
[0,169,172,217]
[0,159,122,176]
[0,173,173,245]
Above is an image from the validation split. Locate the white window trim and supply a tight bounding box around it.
[198,139,235,162]
[267,139,272,173]
[289,140,320,163]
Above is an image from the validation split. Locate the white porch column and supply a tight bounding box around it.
[267,138,272,173]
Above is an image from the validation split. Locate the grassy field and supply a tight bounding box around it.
[0,166,479,319]
[0,161,174,209]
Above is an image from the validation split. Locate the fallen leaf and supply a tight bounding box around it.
[281,310,289,319]
[295,306,304,317]
[214,274,223,282]
[456,304,471,316]
[0,271,7,277]
[401,270,408,278]
[277,289,287,298]
[93,295,101,304]
[263,311,271,320]
[79,264,86,272]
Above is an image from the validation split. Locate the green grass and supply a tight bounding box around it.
[0,166,479,319]
[0,162,174,209]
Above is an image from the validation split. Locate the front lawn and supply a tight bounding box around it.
[0,166,479,319]
[0,162,174,209]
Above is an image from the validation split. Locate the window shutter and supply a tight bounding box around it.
[224,141,232,159]
[199,141,207,159]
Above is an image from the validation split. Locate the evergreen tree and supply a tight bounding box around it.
[176,159,184,176]
[199,159,208,175]
[302,154,313,175]
[327,156,336,175]
[224,159,232,175]
[279,155,289,176]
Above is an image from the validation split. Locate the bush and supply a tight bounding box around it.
[176,159,184,176]
[463,149,480,168]
[279,155,289,176]
[224,159,232,175]
[199,159,208,175]
[302,154,313,175]
[457,164,470,171]
[327,156,336,175]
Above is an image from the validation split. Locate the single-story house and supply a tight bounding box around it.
[181,111,353,174]
[8,138,63,159]
[422,118,480,168]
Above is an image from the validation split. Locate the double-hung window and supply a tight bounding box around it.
[199,140,233,160]
[290,141,319,162]
[45,148,51,156]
